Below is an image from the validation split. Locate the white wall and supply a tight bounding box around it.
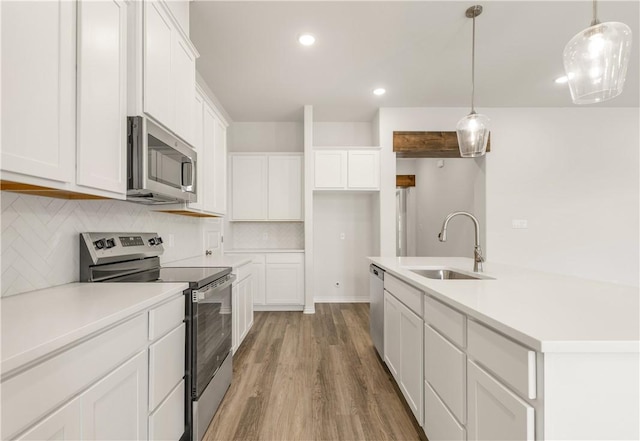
[397,158,483,258]
[313,192,376,302]
[313,122,374,146]
[226,222,303,250]
[0,193,208,296]
[228,122,303,152]
[379,107,639,287]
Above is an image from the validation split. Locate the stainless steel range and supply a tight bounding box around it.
[79,232,234,441]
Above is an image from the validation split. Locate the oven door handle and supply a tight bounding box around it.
[194,274,236,303]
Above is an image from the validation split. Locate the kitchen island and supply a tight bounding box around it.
[369,256,639,441]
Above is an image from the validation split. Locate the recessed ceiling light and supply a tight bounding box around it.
[373,88,386,96]
[298,34,315,46]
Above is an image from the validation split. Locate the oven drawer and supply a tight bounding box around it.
[149,294,184,341]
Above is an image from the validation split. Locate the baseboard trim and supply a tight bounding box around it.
[253,305,304,312]
[314,297,370,303]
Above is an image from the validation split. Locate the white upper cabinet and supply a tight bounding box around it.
[136,0,198,144]
[347,150,380,189]
[76,0,128,196]
[231,155,268,220]
[314,151,347,189]
[144,1,173,128]
[230,154,303,221]
[189,89,205,210]
[1,0,127,199]
[314,148,380,191]
[1,0,76,183]
[204,103,227,215]
[268,156,303,220]
[172,34,196,144]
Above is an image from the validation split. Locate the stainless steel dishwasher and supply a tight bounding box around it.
[369,264,385,358]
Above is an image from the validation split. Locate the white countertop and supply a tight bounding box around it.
[225,249,304,253]
[1,282,188,375]
[163,254,252,268]
[369,257,640,353]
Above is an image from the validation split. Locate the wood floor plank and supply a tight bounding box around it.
[203,303,423,441]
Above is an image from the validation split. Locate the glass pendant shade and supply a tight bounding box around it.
[456,112,490,158]
[563,21,632,104]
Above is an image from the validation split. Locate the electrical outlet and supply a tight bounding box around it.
[512,219,528,229]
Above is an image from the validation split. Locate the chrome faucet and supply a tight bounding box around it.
[438,211,485,272]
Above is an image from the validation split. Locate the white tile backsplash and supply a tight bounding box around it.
[0,192,207,297]
[228,222,304,250]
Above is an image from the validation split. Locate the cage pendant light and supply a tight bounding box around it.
[457,5,490,158]
[563,0,632,104]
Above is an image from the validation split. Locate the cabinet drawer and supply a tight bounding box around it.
[425,324,466,423]
[424,381,466,441]
[1,314,147,440]
[233,262,251,283]
[467,320,536,400]
[149,323,186,411]
[149,381,185,441]
[384,274,422,317]
[424,296,466,348]
[251,254,266,264]
[266,253,303,264]
[149,294,184,341]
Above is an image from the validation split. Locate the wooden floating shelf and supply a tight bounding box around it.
[156,210,221,218]
[396,175,416,187]
[0,180,108,200]
[393,131,491,158]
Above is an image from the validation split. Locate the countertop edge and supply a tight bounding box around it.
[369,257,640,354]
[1,283,188,376]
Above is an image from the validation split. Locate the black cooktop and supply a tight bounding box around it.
[109,266,231,289]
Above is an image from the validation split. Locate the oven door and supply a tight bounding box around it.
[191,274,234,399]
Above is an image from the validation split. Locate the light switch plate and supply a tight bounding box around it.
[512,219,528,229]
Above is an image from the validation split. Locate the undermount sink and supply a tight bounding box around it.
[409,268,490,280]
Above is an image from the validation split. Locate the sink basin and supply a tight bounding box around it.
[409,269,487,280]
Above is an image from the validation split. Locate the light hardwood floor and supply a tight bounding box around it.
[203,303,424,441]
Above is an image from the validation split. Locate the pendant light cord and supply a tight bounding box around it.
[591,0,600,26]
[471,8,476,113]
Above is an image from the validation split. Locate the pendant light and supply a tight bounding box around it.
[456,5,489,158]
[563,0,632,104]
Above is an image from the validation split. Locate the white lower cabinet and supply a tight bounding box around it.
[226,252,304,309]
[18,398,81,441]
[424,381,466,441]
[383,290,423,425]
[232,262,254,351]
[265,263,304,305]
[4,293,186,441]
[81,351,149,441]
[467,360,535,441]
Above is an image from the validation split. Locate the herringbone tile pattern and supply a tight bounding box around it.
[1,192,209,297]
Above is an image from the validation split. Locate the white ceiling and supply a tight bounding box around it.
[190,1,640,122]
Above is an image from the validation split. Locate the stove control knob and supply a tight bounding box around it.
[148,238,156,246]
[94,239,106,250]
[156,236,163,245]
[105,238,116,249]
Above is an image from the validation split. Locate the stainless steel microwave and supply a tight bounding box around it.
[127,116,196,204]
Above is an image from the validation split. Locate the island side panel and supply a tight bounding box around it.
[543,352,639,440]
